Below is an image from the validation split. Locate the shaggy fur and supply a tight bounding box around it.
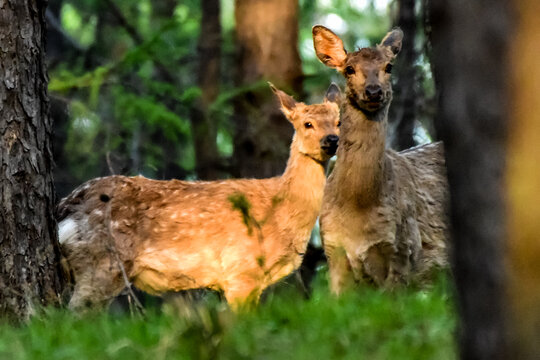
[313,26,449,293]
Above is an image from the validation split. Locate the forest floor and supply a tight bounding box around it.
[0,269,456,360]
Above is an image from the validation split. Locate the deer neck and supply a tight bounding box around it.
[278,136,327,229]
[332,101,389,206]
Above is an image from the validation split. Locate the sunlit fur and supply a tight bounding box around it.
[313,26,449,292]
[57,85,340,310]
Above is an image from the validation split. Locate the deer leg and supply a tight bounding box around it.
[222,278,262,311]
[326,246,356,295]
[360,241,395,286]
[389,215,421,283]
[68,257,126,311]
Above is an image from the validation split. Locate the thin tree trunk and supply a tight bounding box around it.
[507,0,540,358]
[233,0,303,178]
[390,0,418,150]
[190,0,222,180]
[0,0,64,320]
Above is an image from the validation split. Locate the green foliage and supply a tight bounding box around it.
[112,87,190,142]
[0,272,456,359]
[61,3,97,47]
[217,128,233,157]
[49,65,112,96]
[50,1,204,184]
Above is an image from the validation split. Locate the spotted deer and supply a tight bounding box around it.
[57,83,341,310]
[312,26,449,293]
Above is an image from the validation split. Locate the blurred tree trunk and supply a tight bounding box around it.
[190,0,222,180]
[232,0,303,178]
[46,0,88,197]
[0,0,64,320]
[49,96,73,198]
[147,2,188,181]
[507,0,540,358]
[389,0,418,150]
[427,0,511,358]
[46,0,84,68]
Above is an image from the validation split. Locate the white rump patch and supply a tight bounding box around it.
[58,218,79,245]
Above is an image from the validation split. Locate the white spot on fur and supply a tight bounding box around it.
[58,218,79,245]
[92,209,103,217]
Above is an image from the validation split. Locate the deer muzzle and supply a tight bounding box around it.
[321,134,339,156]
[365,84,383,102]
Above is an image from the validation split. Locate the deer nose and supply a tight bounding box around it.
[365,85,383,101]
[321,134,339,156]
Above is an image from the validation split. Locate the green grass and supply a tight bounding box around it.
[0,271,456,360]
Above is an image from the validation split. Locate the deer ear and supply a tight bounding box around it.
[380,28,403,58]
[312,25,347,70]
[324,83,342,104]
[269,82,297,118]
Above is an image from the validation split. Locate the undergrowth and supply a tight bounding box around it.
[0,270,456,360]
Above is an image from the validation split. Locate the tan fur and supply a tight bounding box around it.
[57,84,341,309]
[313,26,449,293]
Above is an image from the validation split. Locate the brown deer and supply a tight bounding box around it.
[312,26,448,293]
[57,83,341,310]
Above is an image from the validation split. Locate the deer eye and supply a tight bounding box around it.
[337,121,341,127]
[304,122,313,129]
[345,66,356,75]
[385,64,393,74]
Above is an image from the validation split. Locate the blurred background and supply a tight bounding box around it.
[47,0,434,197]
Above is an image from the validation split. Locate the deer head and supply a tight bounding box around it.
[269,83,341,162]
[312,26,403,114]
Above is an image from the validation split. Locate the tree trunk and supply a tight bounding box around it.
[427,0,511,358]
[147,2,191,181]
[232,0,303,178]
[190,0,222,180]
[389,0,418,151]
[0,0,64,320]
[507,0,540,358]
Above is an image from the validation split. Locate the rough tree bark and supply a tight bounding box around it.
[427,0,511,358]
[233,0,303,178]
[389,0,418,150]
[0,0,64,319]
[189,0,222,180]
[507,0,540,358]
